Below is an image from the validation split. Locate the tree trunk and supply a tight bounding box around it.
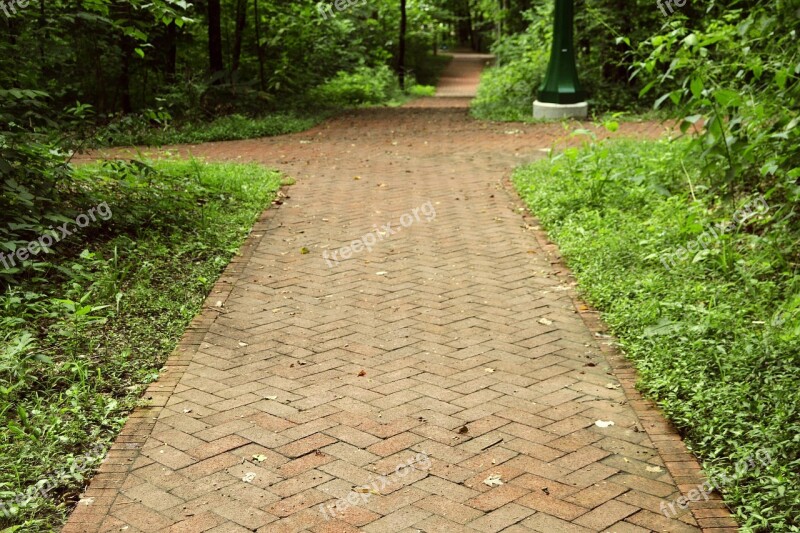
[38,0,45,63]
[253,0,265,90]
[118,36,133,113]
[467,6,477,51]
[165,21,177,83]
[398,0,407,89]
[208,0,224,80]
[231,0,247,78]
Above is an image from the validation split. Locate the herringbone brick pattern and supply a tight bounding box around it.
[65,55,737,532]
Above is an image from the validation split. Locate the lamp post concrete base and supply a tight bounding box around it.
[533,100,588,120]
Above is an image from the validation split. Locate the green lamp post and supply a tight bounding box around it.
[533,0,588,119]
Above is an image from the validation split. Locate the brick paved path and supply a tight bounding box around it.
[66,55,737,532]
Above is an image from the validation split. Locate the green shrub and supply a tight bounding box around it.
[308,65,401,107]
[633,3,800,201]
[471,55,547,121]
[471,5,551,121]
[406,85,436,97]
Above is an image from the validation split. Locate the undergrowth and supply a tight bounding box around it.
[0,160,282,531]
[513,136,799,532]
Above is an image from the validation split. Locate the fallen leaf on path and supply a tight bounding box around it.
[538,318,553,326]
[357,370,366,377]
[300,247,310,254]
[595,420,615,428]
[253,455,267,463]
[458,425,469,434]
[483,474,503,487]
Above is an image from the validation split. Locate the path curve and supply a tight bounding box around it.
[64,54,737,533]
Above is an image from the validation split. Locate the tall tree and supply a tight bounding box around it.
[208,0,224,78]
[253,0,265,90]
[398,0,407,88]
[231,0,248,79]
[165,21,178,82]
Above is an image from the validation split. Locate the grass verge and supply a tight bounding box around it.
[0,160,282,531]
[96,111,328,148]
[513,136,799,532]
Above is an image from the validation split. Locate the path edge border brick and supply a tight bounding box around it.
[60,185,291,533]
[500,173,739,533]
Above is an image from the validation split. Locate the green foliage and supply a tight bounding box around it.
[0,0,453,117]
[572,0,668,111]
[96,112,326,147]
[470,5,551,121]
[0,159,281,531]
[308,65,403,107]
[406,84,437,97]
[634,2,800,201]
[514,137,800,532]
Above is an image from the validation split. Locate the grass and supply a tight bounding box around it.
[0,160,283,531]
[513,136,800,532]
[95,111,328,148]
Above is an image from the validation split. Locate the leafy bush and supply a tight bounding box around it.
[406,85,436,97]
[633,3,800,201]
[470,53,548,121]
[471,5,551,121]
[1,91,91,282]
[308,65,402,107]
[514,136,800,532]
